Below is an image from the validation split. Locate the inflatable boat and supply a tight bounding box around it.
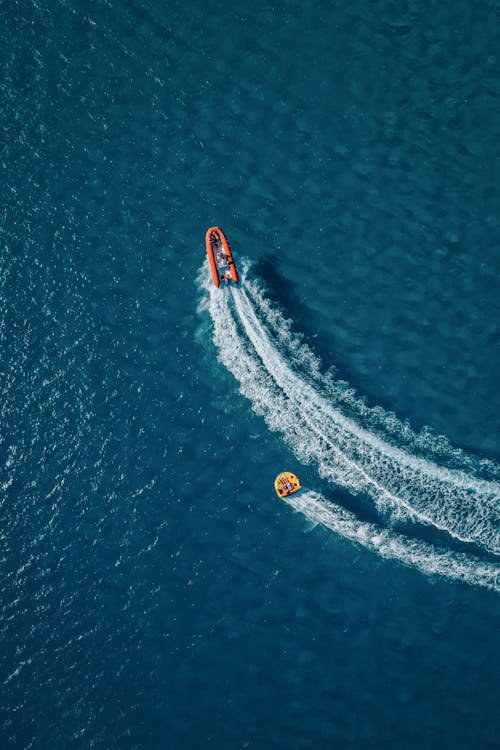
[205,226,239,288]
[274,472,302,498]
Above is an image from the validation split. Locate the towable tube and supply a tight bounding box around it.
[205,226,239,288]
[274,472,302,498]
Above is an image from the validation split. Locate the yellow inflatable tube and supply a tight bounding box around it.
[274,472,302,498]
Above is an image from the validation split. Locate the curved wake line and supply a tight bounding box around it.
[244,278,498,493]
[200,262,500,564]
[231,284,499,552]
[286,491,499,592]
[243,274,500,484]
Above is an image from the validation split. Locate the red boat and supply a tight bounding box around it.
[205,226,239,288]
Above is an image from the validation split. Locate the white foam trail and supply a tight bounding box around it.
[201,263,500,558]
[244,273,500,482]
[286,490,499,592]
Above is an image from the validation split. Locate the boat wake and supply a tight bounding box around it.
[287,491,499,591]
[199,261,500,590]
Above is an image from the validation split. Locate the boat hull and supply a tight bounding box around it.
[205,226,239,287]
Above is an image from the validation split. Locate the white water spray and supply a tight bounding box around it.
[199,262,500,587]
[286,490,499,592]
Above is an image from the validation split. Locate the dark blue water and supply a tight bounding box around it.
[1,0,500,748]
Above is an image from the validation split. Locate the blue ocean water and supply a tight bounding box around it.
[1,0,500,748]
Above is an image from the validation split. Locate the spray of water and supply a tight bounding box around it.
[199,262,500,588]
[286,490,499,592]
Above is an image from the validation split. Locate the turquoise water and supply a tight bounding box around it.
[1,0,499,748]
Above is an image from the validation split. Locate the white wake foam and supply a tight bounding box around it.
[286,490,499,592]
[199,261,500,585]
[243,276,500,483]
